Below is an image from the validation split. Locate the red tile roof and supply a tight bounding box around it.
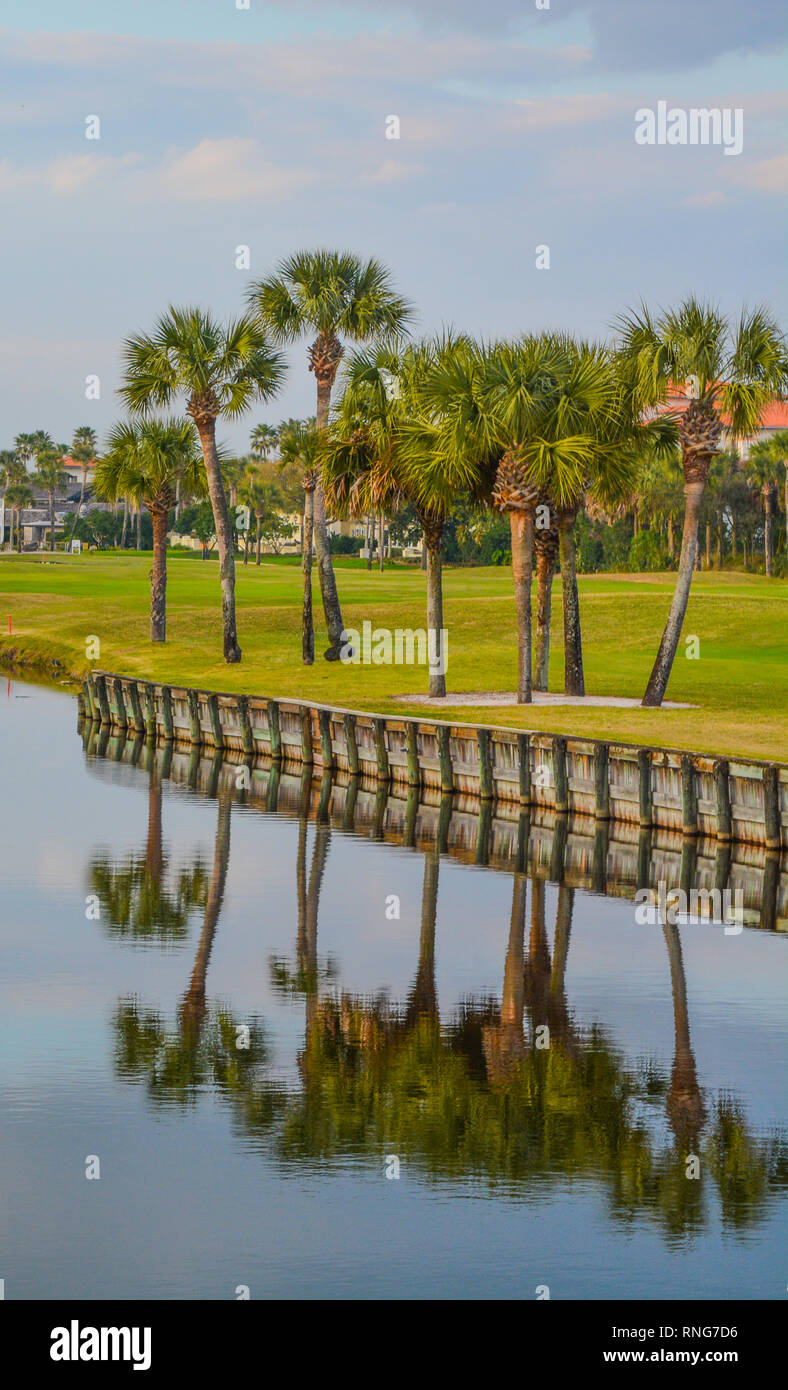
[650,383,788,433]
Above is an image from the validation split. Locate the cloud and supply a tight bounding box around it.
[737,152,788,194]
[144,138,318,202]
[684,190,726,207]
[366,159,425,184]
[0,152,139,194]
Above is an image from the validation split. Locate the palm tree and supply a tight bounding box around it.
[250,422,279,461]
[119,306,286,662]
[1,450,24,548]
[769,428,788,558]
[248,250,414,659]
[237,462,268,565]
[323,336,484,697]
[95,419,204,640]
[67,425,98,547]
[615,299,787,707]
[13,434,36,472]
[32,448,69,551]
[279,418,321,664]
[4,478,34,551]
[747,437,784,575]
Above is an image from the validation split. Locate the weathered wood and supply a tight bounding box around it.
[237,695,254,757]
[207,692,223,749]
[518,733,531,804]
[638,749,653,828]
[373,717,390,782]
[187,689,202,745]
[318,708,334,770]
[553,736,568,813]
[713,758,732,841]
[300,707,314,765]
[93,674,110,725]
[477,729,494,801]
[681,754,698,837]
[160,686,174,742]
[111,678,127,731]
[267,700,282,760]
[437,725,453,794]
[763,765,782,850]
[142,683,156,740]
[127,681,144,734]
[406,721,420,788]
[82,678,95,721]
[343,713,360,776]
[636,828,652,893]
[594,741,610,820]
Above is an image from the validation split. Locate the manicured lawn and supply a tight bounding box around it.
[1,552,786,762]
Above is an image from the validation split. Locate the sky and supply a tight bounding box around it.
[1,0,786,453]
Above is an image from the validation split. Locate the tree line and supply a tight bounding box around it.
[2,250,786,709]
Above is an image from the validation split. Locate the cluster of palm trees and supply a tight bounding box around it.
[6,249,786,711]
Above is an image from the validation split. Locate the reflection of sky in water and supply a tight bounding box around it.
[0,678,786,1300]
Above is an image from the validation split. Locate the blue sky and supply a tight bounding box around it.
[1,0,786,452]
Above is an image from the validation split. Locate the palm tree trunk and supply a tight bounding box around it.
[49,489,56,552]
[509,509,534,703]
[662,923,705,1144]
[378,513,385,572]
[256,515,262,565]
[314,376,345,657]
[302,483,315,665]
[120,496,129,549]
[365,516,372,571]
[763,486,774,577]
[136,506,142,550]
[150,507,167,642]
[731,513,737,562]
[193,416,241,663]
[420,538,427,571]
[422,516,446,699]
[642,478,704,707]
[534,540,556,693]
[705,521,711,568]
[557,508,584,696]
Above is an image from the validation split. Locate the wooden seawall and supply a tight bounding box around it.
[80,670,788,851]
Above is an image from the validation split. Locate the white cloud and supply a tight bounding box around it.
[738,152,788,193]
[366,159,425,184]
[142,138,319,203]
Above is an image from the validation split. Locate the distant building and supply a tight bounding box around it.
[649,384,788,460]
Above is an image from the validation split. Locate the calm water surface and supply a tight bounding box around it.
[1,678,786,1300]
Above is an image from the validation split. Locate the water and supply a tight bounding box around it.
[1,677,786,1300]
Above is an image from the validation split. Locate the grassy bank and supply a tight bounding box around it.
[1,552,785,762]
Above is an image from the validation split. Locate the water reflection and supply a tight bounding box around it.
[84,724,787,1245]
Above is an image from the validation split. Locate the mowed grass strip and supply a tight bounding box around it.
[1,553,785,762]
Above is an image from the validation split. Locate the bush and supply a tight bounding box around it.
[329,534,363,555]
[628,530,669,572]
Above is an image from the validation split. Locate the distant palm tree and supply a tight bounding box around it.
[95,418,205,641]
[238,463,268,566]
[1,450,24,548]
[67,425,98,547]
[615,298,787,706]
[769,428,788,557]
[119,306,286,662]
[279,419,321,663]
[250,422,279,461]
[248,249,414,659]
[4,478,34,551]
[32,448,69,551]
[746,440,782,576]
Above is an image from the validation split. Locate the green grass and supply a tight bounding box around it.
[1,551,786,762]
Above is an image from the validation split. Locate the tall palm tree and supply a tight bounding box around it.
[747,437,784,575]
[237,462,268,565]
[13,434,36,472]
[615,299,787,707]
[95,418,204,641]
[248,250,414,659]
[32,448,69,551]
[119,306,286,662]
[67,425,98,547]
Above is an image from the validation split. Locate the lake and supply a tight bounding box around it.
[1,676,786,1300]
